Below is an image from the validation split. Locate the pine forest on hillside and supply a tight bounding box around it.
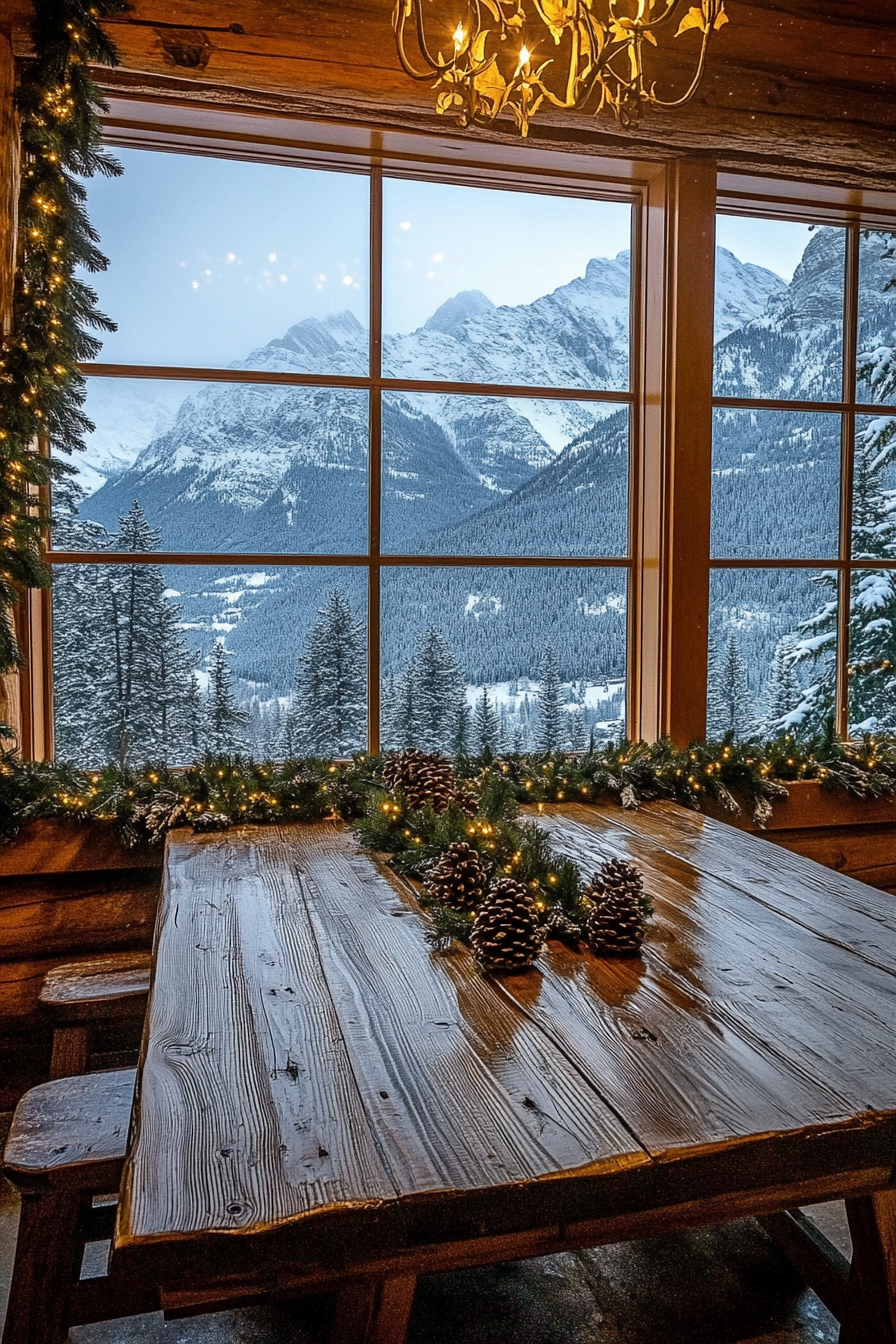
[53,217,896,766]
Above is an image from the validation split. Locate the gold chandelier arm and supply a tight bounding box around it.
[628,0,689,34]
[393,2,447,80]
[647,21,712,107]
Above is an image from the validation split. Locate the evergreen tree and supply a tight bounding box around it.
[568,706,587,752]
[451,699,473,755]
[54,497,200,766]
[473,688,500,754]
[707,633,754,740]
[290,589,365,757]
[535,645,564,752]
[379,673,402,751]
[791,417,896,732]
[395,667,418,750]
[205,643,250,754]
[761,635,803,733]
[410,626,464,753]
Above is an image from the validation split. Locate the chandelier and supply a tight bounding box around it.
[393,0,729,136]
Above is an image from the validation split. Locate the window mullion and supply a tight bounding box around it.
[837,223,860,738]
[368,165,383,757]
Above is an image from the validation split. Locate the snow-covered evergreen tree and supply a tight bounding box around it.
[410,626,463,753]
[760,635,804,733]
[451,699,472,755]
[53,497,200,766]
[568,706,587,752]
[205,643,250,754]
[790,417,896,732]
[535,645,565,752]
[707,633,754,740]
[290,589,365,757]
[473,688,500,754]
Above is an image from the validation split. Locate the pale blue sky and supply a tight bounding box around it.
[84,148,814,368]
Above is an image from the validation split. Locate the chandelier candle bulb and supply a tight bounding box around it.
[393,0,728,134]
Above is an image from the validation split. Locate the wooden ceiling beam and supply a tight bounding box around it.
[6,0,896,190]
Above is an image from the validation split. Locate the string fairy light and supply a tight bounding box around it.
[0,0,127,689]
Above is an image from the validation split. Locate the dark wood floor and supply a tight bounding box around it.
[0,1144,846,1344]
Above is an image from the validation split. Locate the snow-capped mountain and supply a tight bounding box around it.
[79,243,774,536]
[72,231,893,710]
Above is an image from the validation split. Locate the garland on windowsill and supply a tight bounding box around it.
[0,0,127,692]
[2,730,896,850]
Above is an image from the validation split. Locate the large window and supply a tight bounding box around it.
[708,214,896,739]
[50,150,636,764]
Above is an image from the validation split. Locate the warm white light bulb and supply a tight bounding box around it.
[453,22,465,47]
[519,44,531,64]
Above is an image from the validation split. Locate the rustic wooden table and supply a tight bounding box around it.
[112,804,896,1343]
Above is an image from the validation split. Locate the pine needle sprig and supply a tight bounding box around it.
[1,0,129,674]
[425,905,474,952]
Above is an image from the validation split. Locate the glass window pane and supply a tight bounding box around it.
[714,218,845,402]
[711,408,840,560]
[57,379,369,556]
[853,414,896,559]
[857,230,896,406]
[381,566,627,754]
[848,570,896,733]
[84,149,369,374]
[52,563,367,766]
[382,179,631,391]
[709,568,837,741]
[381,394,628,557]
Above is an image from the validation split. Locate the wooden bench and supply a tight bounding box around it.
[39,951,152,1077]
[1,1067,157,1344]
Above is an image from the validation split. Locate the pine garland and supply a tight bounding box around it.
[0,0,127,675]
[2,732,896,847]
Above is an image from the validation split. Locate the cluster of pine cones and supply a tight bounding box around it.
[381,749,477,816]
[423,839,650,971]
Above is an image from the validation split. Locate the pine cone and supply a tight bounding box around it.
[381,749,474,815]
[543,910,583,946]
[191,810,232,833]
[471,877,543,971]
[381,749,456,813]
[425,842,488,910]
[582,858,647,956]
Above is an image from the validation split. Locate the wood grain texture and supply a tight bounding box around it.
[0,821,161,876]
[3,1067,135,1174]
[114,816,896,1330]
[841,1190,896,1344]
[120,826,397,1244]
[10,0,896,186]
[39,950,151,1013]
[591,800,895,973]
[531,806,896,1146]
[0,869,161,963]
[120,825,643,1249]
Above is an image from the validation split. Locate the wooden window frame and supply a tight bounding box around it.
[23,103,896,762]
[712,177,896,740]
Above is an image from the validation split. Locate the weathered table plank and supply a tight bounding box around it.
[529,806,896,1152]
[120,824,643,1248]
[120,828,396,1244]
[114,810,896,1342]
[293,826,645,1194]
[604,800,894,972]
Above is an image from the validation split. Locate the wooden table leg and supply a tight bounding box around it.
[332,1274,417,1344]
[1,1181,83,1344]
[839,1190,896,1344]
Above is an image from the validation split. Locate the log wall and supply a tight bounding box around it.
[0,823,162,1078]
